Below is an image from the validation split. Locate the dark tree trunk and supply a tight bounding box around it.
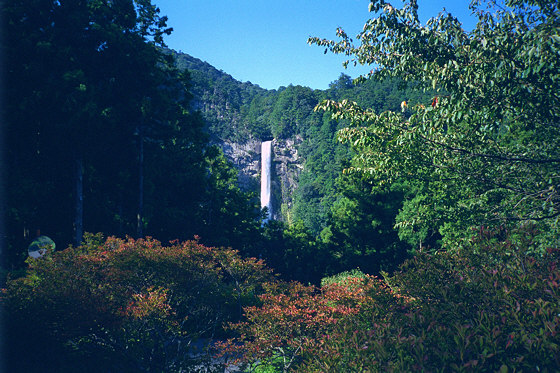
[74,157,83,246]
[137,125,144,238]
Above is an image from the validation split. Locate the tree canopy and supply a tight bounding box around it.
[309,0,560,247]
[2,0,262,266]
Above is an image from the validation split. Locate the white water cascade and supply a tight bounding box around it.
[260,140,273,221]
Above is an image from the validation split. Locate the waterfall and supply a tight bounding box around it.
[261,140,272,221]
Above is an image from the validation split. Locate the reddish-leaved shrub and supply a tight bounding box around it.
[221,226,560,372]
[3,234,274,372]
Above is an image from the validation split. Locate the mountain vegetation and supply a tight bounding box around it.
[310,0,560,249]
[3,0,262,268]
[3,0,425,280]
[2,0,559,371]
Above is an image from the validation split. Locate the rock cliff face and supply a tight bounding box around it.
[174,51,305,221]
[270,137,303,221]
[218,137,303,221]
[220,139,261,191]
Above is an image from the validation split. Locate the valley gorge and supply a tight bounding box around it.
[172,49,427,230]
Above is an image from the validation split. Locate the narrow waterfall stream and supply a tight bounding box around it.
[260,140,272,221]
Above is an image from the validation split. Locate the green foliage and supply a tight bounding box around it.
[257,220,327,285]
[321,174,412,276]
[222,226,560,372]
[3,235,274,372]
[176,54,432,254]
[3,0,263,265]
[172,51,270,142]
[269,85,320,139]
[320,268,367,287]
[197,146,264,251]
[4,0,175,256]
[309,0,560,247]
[306,226,560,372]
[290,76,432,236]
[174,51,434,259]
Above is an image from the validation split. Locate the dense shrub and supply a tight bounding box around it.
[218,275,376,372]
[320,268,367,287]
[3,234,274,372]
[222,227,560,372]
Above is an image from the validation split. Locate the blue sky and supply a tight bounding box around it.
[153,0,477,90]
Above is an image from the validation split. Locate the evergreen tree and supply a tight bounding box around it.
[3,0,262,267]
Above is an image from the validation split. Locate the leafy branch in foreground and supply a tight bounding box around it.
[309,0,560,247]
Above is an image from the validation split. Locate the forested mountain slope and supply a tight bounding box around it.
[4,1,559,371]
[174,50,433,235]
[3,0,431,281]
